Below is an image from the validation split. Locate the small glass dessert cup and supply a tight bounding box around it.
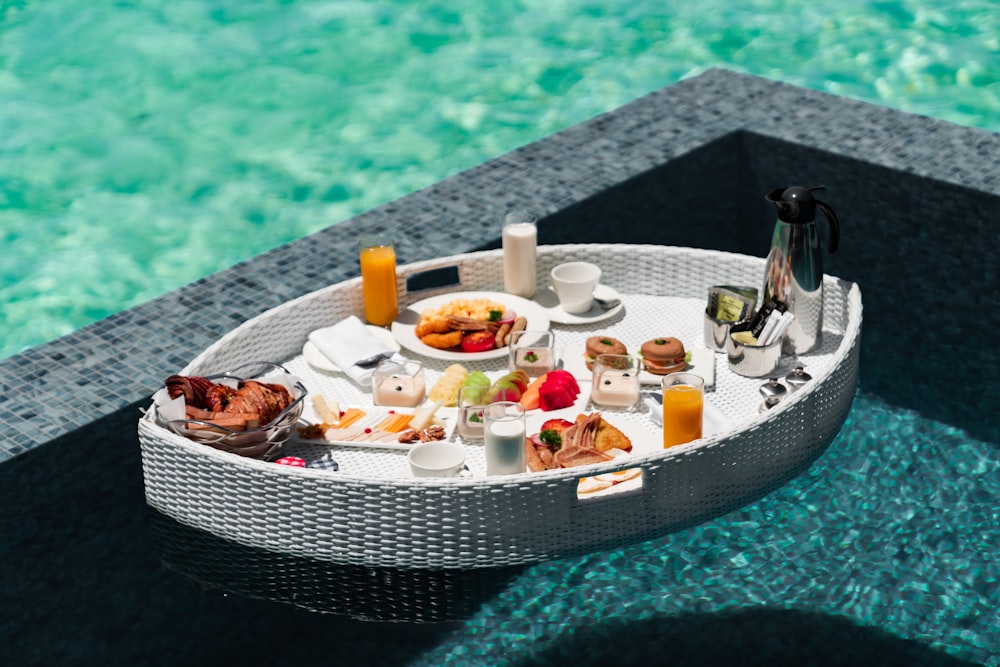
[456,385,487,440]
[371,358,426,407]
[589,353,640,410]
[508,329,557,378]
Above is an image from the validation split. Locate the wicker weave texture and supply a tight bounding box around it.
[139,244,861,569]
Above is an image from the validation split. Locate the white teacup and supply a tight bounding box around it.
[550,261,601,314]
[407,441,468,478]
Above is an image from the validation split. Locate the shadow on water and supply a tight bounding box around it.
[147,507,525,623]
[0,403,480,666]
[514,609,981,667]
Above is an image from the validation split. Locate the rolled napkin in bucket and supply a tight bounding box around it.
[308,316,407,386]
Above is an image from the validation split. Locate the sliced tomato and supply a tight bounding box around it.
[540,418,574,433]
[461,330,496,353]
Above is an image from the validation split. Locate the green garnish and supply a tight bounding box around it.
[488,310,503,322]
[539,429,562,446]
[469,412,483,423]
[525,351,539,362]
[600,338,613,345]
[685,351,692,363]
[654,338,667,345]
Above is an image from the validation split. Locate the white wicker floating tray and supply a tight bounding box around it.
[139,244,862,570]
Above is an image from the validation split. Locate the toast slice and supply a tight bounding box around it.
[574,413,632,453]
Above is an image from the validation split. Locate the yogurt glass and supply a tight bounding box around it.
[508,329,556,377]
[372,359,426,407]
[590,353,640,409]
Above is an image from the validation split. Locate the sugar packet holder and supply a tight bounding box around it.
[707,286,758,322]
[725,298,797,377]
[704,285,758,352]
[747,298,795,348]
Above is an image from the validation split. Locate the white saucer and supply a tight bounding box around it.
[302,325,400,373]
[533,284,624,324]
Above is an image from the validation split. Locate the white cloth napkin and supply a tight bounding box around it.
[643,394,734,437]
[308,316,405,386]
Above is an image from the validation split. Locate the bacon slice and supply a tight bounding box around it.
[553,413,614,468]
[555,447,613,468]
[445,316,500,332]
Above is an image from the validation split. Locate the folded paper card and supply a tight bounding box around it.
[309,316,406,386]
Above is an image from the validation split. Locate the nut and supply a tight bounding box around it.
[397,429,420,443]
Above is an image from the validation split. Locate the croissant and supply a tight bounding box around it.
[164,374,294,430]
[165,374,214,407]
[223,381,292,424]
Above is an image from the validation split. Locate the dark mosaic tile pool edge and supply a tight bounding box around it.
[2,68,999,461]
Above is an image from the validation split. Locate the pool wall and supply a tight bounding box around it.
[2,69,998,662]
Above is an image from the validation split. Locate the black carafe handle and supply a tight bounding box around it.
[815,199,840,254]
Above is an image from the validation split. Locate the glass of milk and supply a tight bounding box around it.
[483,401,526,476]
[590,354,640,410]
[372,359,426,407]
[502,210,538,298]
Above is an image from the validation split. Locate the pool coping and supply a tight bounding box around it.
[2,67,999,461]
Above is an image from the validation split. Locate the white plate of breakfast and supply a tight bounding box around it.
[391,291,551,361]
[532,284,624,325]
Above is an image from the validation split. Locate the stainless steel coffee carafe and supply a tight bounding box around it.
[762,185,840,355]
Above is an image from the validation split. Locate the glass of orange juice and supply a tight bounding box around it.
[661,372,704,448]
[359,234,398,327]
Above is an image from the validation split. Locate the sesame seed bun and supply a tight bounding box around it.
[640,337,686,375]
[584,336,627,370]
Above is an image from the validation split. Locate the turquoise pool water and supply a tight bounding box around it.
[1,0,999,360]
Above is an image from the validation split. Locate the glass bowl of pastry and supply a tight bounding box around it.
[151,361,308,459]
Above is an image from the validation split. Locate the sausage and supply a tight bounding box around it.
[524,439,546,473]
[494,322,513,348]
[538,447,557,470]
[504,316,528,346]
